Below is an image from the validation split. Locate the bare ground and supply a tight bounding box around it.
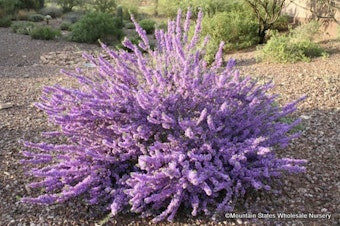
[0,27,339,225]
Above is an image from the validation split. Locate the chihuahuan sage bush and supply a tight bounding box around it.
[22,9,307,222]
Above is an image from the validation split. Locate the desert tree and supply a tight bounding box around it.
[244,0,287,43]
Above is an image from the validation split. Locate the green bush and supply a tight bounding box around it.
[39,7,63,18]
[201,9,259,63]
[62,11,83,23]
[92,0,117,13]
[70,12,123,44]
[291,20,321,42]
[125,22,134,29]
[55,0,81,13]
[155,21,167,31]
[272,14,291,32]
[30,26,61,40]
[139,19,156,34]
[119,0,138,20]
[60,21,71,30]
[0,0,20,16]
[28,13,44,22]
[0,17,12,27]
[259,29,327,63]
[11,21,36,34]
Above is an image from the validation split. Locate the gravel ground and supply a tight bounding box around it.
[0,27,339,225]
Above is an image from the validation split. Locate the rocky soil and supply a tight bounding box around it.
[0,27,339,225]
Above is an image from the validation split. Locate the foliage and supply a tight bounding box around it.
[30,26,61,40]
[138,19,156,34]
[16,9,36,20]
[53,0,82,12]
[18,0,41,10]
[291,20,321,41]
[92,0,117,13]
[272,14,290,32]
[60,21,72,30]
[158,0,240,18]
[28,13,45,22]
[244,0,286,44]
[39,7,63,18]
[11,21,36,34]
[201,9,259,63]
[0,0,20,16]
[0,17,12,27]
[69,12,123,44]
[124,21,135,29]
[62,11,83,23]
[116,5,123,26]
[118,0,139,20]
[22,10,306,223]
[259,23,327,63]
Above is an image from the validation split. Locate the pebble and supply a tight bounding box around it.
[0,102,14,110]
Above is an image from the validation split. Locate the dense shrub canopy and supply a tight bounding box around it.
[22,9,306,222]
[69,12,123,44]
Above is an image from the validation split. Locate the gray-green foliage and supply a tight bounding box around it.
[11,21,36,35]
[92,0,117,13]
[259,22,327,63]
[62,11,83,23]
[118,0,139,20]
[0,0,20,16]
[201,8,259,63]
[0,17,12,27]
[28,13,45,22]
[139,19,156,34]
[53,0,82,12]
[60,21,72,30]
[39,7,63,18]
[158,0,239,18]
[70,12,123,44]
[116,5,123,25]
[30,26,61,40]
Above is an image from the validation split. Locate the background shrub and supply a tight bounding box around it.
[119,0,139,20]
[53,0,81,13]
[259,22,327,63]
[16,9,37,20]
[124,21,135,29]
[0,17,12,27]
[0,0,20,17]
[22,10,306,223]
[62,11,83,23]
[39,6,63,18]
[60,21,71,30]
[272,14,291,32]
[201,9,259,63]
[70,12,123,44]
[30,26,61,40]
[28,13,44,22]
[11,21,36,34]
[92,0,117,13]
[138,19,156,34]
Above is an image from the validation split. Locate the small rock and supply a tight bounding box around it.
[0,102,14,110]
[23,74,29,78]
[321,208,328,213]
[300,115,311,120]
[236,219,243,225]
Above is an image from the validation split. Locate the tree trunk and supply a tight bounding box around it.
[258,26,266,44]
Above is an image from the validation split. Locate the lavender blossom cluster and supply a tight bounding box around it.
[22,10,307,222]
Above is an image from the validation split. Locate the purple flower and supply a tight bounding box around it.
[22,9,306,223]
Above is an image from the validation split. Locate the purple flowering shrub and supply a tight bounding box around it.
[22,10,307,222]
